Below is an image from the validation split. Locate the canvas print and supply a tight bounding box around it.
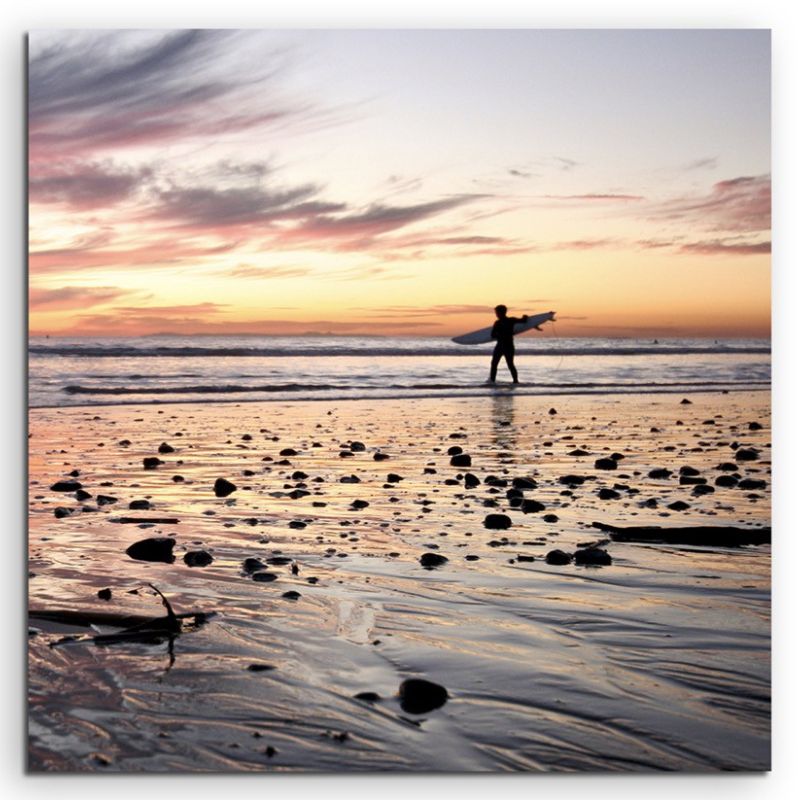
[27,30,771,772]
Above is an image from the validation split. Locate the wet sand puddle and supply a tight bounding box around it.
[28,391,770,771]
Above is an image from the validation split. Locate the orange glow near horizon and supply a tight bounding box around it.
[28,30,771,340]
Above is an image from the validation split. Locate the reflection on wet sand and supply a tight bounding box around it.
[28,392,770,772]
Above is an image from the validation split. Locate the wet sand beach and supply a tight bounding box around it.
[28,390,771,772]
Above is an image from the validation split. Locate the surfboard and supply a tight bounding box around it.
[452,311,556,345]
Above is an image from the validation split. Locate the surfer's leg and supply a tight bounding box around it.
[490,346,501,381]
[506,349,519,383]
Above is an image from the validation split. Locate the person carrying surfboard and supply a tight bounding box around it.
[489,305,528,383]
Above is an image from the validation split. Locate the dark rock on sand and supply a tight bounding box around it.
[715,475,739,487]
[247,663,275,672]
[520,498,546,514]
[129,499,152,510]
[158,442,175,454]
[558,475,588,486]
[354,691,381,703]
[543,514,559,523]
[679,475,707,485]
[125,537,176,563]
[692,484,715,496]
[281,590,301,600]
[96,495,118,505]
[97,588,112,601]
[568,448,591,456]
[574,547,612,566]
[350,441,366,451]
[680,398,692,404]
[75,489,92,501]
[598,488,621,500]
[280,448,298,456]
[484,513,512,530]
[716,462,739,472]
[592,521,771,547]
[214,478,237,497]
[374,452,391,461]
[738,478,767,491]
[242,558,266,574]
[398,678,448,714]
[184,550,213,567]
[54,507,71,518]
[667,500,691,511]
[545,549,572,565]
[450,453,472,467]
[447,445,463,456]
[143,457,163,469]
[735,448,760,462]
[387,473,404,483]
[648,468,672,479]
[351,499,369,509]
[50,480,82,492]
[464,473,481,489]
[512,477,537,490]
[252,572,279,582]
[594,458,617,470]
[420,553,448,569]
[679,465,701,476]
[748,421,764,430]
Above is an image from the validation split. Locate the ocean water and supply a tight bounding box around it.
[28,335,771,408]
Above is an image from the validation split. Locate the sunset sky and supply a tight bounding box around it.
[28,29,771,338]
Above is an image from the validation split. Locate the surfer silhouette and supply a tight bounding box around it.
[489,305,528,383]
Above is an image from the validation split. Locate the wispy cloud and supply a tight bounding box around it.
[29,285,136,310]
[653,175,770,232]
[29,160,152,208]
[543,193,645,202]
[550,238,622,250]
[28,30,307,160]
[679,239,771,256]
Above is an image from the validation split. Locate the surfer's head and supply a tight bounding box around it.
[494,304,508,318]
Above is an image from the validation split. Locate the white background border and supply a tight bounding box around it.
[4,1,797,797]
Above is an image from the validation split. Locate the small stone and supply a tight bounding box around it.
[450,453,472,467]
[398,678,448,714]
[280,448,298,456]
[648,468,672,479]
[387,473,403,483]
[214,478,237,497]
[96,495,118,505]
[53,507,71,519]
[184,550,213,567]
[158,442,175,454]
[50,480,82,492]
[545,549,572,565]
[594,458,617,470]
[252,572,279,583]
[247,663,275,672]
[97,588,112,601]
[419,552,448,569]
[129,499,152,510]
[667,500,691,511]
[354,691,381,703]
[483,513,512,530]
[543,514,559,523]
[281,590,301,600]
[125,537,175,563]
[464,473,481,489]
[735,448,760,462]
[520,499,546,514]
[574,547,612,566]
[143,457,163,469]
[738,478,767,491]
[598,488,620,500]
